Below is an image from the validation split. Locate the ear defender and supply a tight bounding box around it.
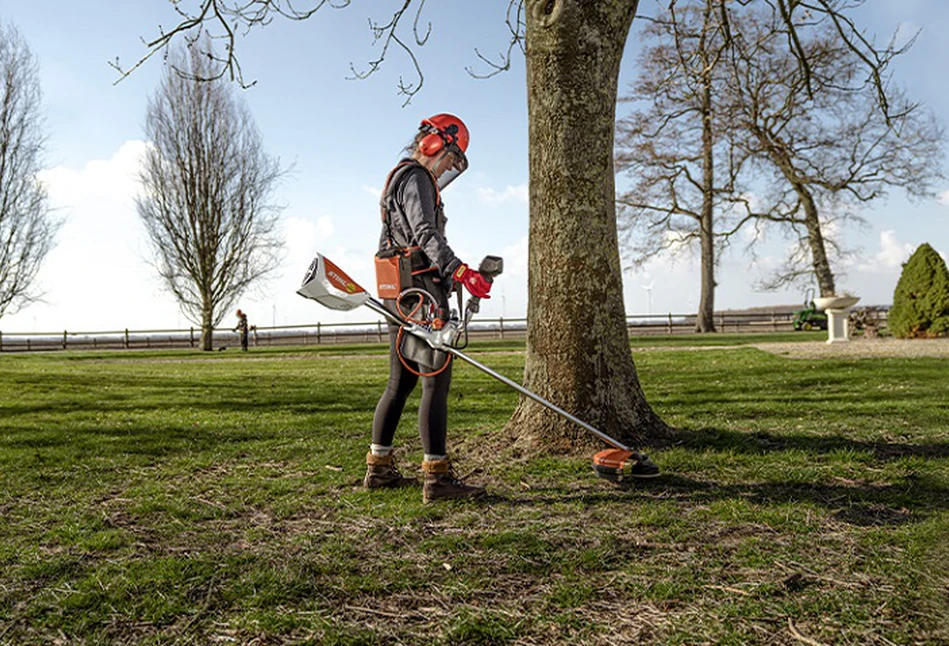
[419,132,445,156]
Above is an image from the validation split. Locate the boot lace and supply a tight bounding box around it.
[445,464,472,487]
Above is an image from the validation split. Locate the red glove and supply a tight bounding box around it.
[453,263,492,299]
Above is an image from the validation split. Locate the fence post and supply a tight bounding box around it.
[190,327,195,348]
[667,313,673,334]
[63,330,68,350]
[125,329,130,349]
[499,317,504,339]
[0,330,3,352]
[317,322,322,344]
[378,321,383,342]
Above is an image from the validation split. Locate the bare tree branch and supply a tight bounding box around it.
[112,1,351,89]
[616,0,743,331]
[112,1,455,105]
[769,0,913,123]
[116,1,529,105]
[137,41,285,350]
[722,2,943,294]
[466,0,526,80]
[347,0,430,106]
[0,21,61,320]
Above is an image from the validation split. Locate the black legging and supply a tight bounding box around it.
[371,322,452,456]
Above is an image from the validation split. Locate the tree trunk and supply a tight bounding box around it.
[696,25,717,334]
[507,0,669,452]
[201,306,214,351]
[800,188,836,297]
[763,131,837,297]
[696,196,716,332]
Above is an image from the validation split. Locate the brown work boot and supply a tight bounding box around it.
[363,453,418,489]
[422,459,486,503]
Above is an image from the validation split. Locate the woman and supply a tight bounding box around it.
[365,113,493,503]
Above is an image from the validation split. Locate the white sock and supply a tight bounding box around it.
[424,454,448,462]
[371,444,393,456]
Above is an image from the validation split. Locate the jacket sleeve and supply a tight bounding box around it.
[398,168,461,279]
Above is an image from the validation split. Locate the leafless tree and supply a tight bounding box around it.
[615,0,742,333]
[137,43,284,351]
[0,22,59,320]
[723,5,944,296]
[117,0,910,447]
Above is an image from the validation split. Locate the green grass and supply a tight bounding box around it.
[1,336,947,644]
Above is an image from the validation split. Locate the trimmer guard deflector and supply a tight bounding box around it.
[592,448,661,482]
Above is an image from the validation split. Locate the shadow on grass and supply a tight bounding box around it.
[638,474,946,527]
[667,426,949,461]
[489,471,948,528]
[484,424,949,528]
[1,368,378,419]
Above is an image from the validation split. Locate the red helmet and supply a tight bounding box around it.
[419,114,469,189]
[236,309,243,316]
[419,114,469,155]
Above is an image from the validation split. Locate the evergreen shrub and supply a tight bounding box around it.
[888,243,949,338]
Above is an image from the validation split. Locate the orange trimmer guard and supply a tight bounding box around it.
[592,448,636,482]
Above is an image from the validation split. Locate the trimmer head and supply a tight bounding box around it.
[592,448,661,482]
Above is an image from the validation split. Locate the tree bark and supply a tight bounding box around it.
[800,188,836,297]
[507,0,669,452]
[765,137,838,298]
[201,305,214,351]
[696,10,717,333]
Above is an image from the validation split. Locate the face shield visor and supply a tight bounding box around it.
[435,145,469,190]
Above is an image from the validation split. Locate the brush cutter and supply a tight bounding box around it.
[296,253,659,482]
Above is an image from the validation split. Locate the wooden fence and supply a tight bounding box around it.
[0,309,887,353]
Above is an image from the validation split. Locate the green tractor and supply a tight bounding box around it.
[793,288,828,331]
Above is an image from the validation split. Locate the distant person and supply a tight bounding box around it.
[234,309,249,351]
[365,113,493,503]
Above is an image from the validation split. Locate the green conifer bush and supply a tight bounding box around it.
[888,243,949,338]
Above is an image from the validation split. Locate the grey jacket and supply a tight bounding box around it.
[378,161,461,281]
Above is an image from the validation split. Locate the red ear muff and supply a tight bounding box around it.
[419,132,445,156]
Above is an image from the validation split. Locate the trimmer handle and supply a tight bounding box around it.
[464,255,504,321]
[477,255,504,283]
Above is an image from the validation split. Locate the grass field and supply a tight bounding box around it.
[1,335,947,645]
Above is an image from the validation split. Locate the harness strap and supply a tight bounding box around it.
[379,160,442,251]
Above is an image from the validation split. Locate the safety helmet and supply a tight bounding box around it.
[236,309,243,316]
[418,114,469,189]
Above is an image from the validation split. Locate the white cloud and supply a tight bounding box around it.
[500,235,528,278]
[39,140,147,207]
[856,230,914,272]
[236,211,381,327]
[282,215,335,283]
[3,142,368,332]
[476,184,529,206]
[4,140,171,332]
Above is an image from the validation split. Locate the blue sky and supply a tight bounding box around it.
[0,1,946,333]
